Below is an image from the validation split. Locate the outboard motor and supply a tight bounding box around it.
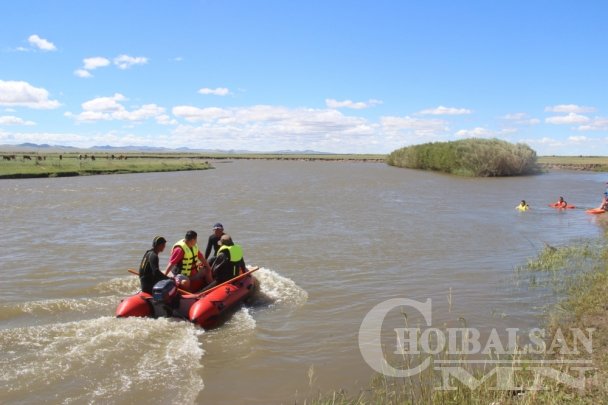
[150,279,180,318]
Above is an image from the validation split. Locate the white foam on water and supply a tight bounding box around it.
[0,316,205,404]
[251,267,308,308]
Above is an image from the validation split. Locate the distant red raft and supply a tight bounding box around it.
[548,203,576,209]
[586,208,606,215]
[116,267,258,329]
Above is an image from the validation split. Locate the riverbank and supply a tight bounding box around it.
[537,156,608,172]
[0,152,386,179]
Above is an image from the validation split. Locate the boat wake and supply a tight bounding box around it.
[0,316,205,403]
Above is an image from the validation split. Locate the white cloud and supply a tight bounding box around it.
[325,98,382,110]
[455,127,494,138]
[578,118,608,131]
[418,105,472,115]
[0,115,35,125]
[28,34,56,51]
[502,112,540,125]
[568,135,589,143]
[69,93,165,122]
[0,80,60,109]
[545,104,596,114]
[113,54,148,69]
[545,113,590,125]
[83,57,111,70]
[380,116,448,140]
[198,87,230,96]
[156,114,178,125]
[74,69,93,78]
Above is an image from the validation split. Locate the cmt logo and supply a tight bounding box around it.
[358,298,595,391]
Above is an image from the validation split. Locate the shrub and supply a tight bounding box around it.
[387,138,539,177]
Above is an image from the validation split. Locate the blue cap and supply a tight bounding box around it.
[213,223,223,230]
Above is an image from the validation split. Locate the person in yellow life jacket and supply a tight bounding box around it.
[516,200,530,211]
[202,234,246,291]
[164,230,212,292]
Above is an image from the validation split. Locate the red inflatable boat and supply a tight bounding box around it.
[116,267,258,329]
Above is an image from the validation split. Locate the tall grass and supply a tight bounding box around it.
[387,138,538,177]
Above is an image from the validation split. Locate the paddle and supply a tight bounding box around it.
[191,266,260,298]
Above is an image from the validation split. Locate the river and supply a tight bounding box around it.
[0,160,605,404]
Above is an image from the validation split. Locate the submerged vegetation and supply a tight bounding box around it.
[387,138,538,177]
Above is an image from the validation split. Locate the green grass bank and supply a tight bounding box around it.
[0,151,386,179]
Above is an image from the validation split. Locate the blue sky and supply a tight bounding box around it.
[1,1,607,154]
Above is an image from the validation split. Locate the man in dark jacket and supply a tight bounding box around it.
[139,236,169,294]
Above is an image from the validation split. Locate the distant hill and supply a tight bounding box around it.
[0,143,332,155]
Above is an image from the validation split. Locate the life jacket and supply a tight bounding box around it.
[173,240,200,276]
[217,244,244,276]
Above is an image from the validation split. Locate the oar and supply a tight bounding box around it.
[192,266,260,298]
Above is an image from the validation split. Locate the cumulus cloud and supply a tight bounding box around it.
[502,112,540,125]
[325,98,382,110]
[74,69,93,78]
[545,113,590,125]
[578,118,608,131]
[545,104,596,114]
[0,115,35,125]
[113,54,148,69]
[417,105,472,115]
[68,93,165,122]
[83,57,111,70]
[198,87,230,96]
[455,127,495,138]
[0,80,60,109]
[28,34,56,51]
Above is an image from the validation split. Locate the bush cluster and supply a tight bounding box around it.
[387,138,539,176]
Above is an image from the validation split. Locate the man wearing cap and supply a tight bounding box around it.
[203,234,247,291]
[205,223,225,260]
[165,230,212,292]
[139,236,169,294]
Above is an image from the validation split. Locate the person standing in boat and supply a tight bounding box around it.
[202,234,247,291]
[139,236,169,294]
[164,230,212,292]
[205,222,225,263]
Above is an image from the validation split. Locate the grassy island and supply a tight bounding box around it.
[387,138,538,177]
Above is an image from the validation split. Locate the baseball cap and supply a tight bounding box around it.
[213,223,223,230]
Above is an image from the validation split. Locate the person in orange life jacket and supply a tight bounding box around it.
[164,230,212,292]
[139,236,169,294]
[205,222,225,263]
[201,234,246,291]
[554,196,567,208]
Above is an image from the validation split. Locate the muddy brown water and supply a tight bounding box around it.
[0,161,605,404]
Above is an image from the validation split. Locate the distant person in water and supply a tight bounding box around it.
[595,195,608,211]
[516,200,530,211]
[553,196,568,208]
[139,236,169,294]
